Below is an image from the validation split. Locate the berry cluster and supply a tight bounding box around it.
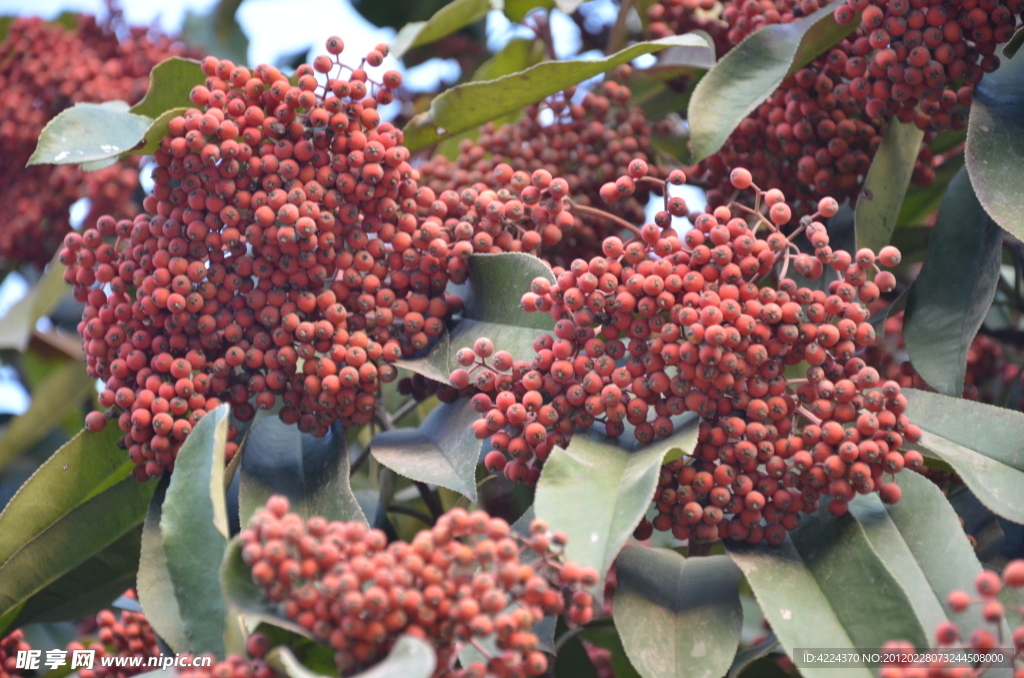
[0,14,188,267]
[881,560,1024,678]
[66,39,459,478]
[651,0,1021,216]
[71,598,160,678]
[456,164,922,543]
[240,496,596,677]
[648,0,823,56]
[0,631,32,678]
[417,78,669,264]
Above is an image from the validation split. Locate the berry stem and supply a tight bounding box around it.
[567,200,643,236]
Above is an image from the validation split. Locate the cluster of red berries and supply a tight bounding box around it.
[652,0,1021,216]
[648,0,825,56]
[240,496,597,677]
[0,630,32,678]
[881,560,1024,678]
[0,14,189,267]
[866,313,1016,403]
[417,77,669,264]
[455,163,922,543]
[66,38,462,478]
[70,597,160,678]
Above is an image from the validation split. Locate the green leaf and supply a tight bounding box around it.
[12,526,141,627]
[503,0,554,22]
[896,150,963,228]
[403,34,713,151]
[393,0,498,58]
[396,253,555,382]
[554,631,601,678]
[534,418,699,595]
[266,647,330,678]
[965,50,1024,240]
[854,120,925,253]
[0,474,155,622]
[238,419,365,528]
[130,57,205,118]
[726,507,929,678]
[613,547,743,678]
[581,622,643,678]
[0,258,69,353]
[0,16,14,45]
[902,168,1002,397]
[28,102,152,166]
[0,421,131,565]
[181,0,249,66]
[1003,26,1024,58]
[138,477,189,653]
[353,635,436,678]
[221,538,314,638]
[904,388,1024,524]
[688,0,856,161]
[135,107,190,157]
[371,399,482,502]
[865,470,998,635]
[0,360,95,472]
[352,0,450,29]
[727,636,779,678]
[160,404,230,656]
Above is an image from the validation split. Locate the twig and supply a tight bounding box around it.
[606,0,633,54]
[415,481,445,521]
[350,444,372,475]
[553,625,585,653]
[391,398,419,424]
[568,200,643,236]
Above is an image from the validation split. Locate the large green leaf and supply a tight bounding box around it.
[854,120,925,253]
[12,526,141,627]
[371,399,482,502]
[130,57,205,118]
[0,474,155,622]
[965,51,1024,241]
[866,470,996,635]
[392,0,498,58]
[904,389,1024,524]
[220,539,317,638]
[688,0,856,161]
[902,169,1001,397]
[138,477,189,652]
[0,420,131,565]
[0,258,68,353]
[238,419,365,528]
[614,547,743,678]
[0,360,95,471]
[396,253,555,382]
[28,102,152,166]
[534,417,699,595]
[160,405,230,656]
[403,34,713,151]
[727,506,930,678]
